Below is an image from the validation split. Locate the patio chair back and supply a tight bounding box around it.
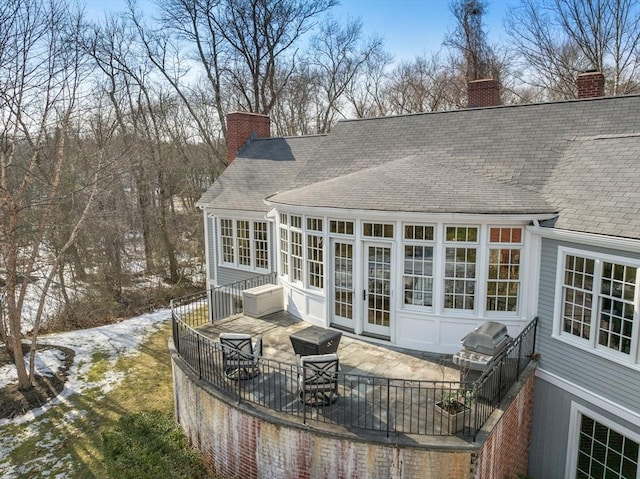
[298,353,339,405]
[219,333,262,378]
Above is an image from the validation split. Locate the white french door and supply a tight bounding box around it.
[330,240,354,329]
[363,242,392,337]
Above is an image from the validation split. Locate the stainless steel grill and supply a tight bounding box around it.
[453,321,510,374]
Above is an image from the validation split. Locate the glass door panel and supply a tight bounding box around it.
[331,241,354,329]
[364,242,392,337]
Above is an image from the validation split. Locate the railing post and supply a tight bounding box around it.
[196,334,203,379]
[208,287,215,324]
[516,337,523,378]
[532,316,538,357]
[173,315,180,352]
[386,379,391,438]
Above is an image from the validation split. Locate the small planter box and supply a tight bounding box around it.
[435,401,470,434]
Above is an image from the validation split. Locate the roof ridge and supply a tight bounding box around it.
[335,93,640,124]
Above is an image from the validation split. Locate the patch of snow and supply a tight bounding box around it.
[0,348,67,389]
[0,307,173,476]
[0,308,171,427]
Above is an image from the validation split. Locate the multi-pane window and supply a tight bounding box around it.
[363,222,394,238]
[254,222,268,270]
[220,219,234,263]
[403,225,435,307]
[444,226,478,310]
[307,218,324,289]
[218,218,269,271]
[279,214,289,276]
[559,250,639,361]
[562,255,595,339]
[486,227,522,312]
[599,262,636,355]
[576,415,638,479]
[307,235,324,288]
[330,220,354,235]
[334,242,353,319]
[237,220,251,266]
[290,215,303,282]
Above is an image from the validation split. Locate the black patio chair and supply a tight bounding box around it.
[219,333,263,380]
[297,353,339,406]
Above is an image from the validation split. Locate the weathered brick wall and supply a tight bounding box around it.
[474,366,536,479]
[172,355,475,479]
[172,350,536,479]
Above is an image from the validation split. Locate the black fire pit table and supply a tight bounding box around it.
[289,326,342,356]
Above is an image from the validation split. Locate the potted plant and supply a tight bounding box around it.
[435,389,471,434]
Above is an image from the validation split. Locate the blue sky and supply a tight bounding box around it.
[85,0,517,62]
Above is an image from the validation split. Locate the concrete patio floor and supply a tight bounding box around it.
[176,310,490,439]
[197,310,461,382]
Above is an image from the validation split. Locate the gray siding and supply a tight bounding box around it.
[212,216,276,287]
[536,238,640,412]
[529,378,640,479]
[217,266,266,286]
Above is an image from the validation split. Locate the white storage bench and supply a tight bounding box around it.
[242,284,283,318]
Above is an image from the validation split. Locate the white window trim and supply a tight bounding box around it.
[328,218,355,237]
[219,218,235,267]
[442,224,481,314]
[306,217,324,290]
[566,401,640,479]
[217,217,271,273]
[277,211,530,318]
[485,227,524,316]
[401,223,436,312]
[553,246,640,368]
[288,215,304,285]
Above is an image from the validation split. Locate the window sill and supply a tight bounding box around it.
[218,263,270,274]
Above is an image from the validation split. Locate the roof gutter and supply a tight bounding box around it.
[527,225,640,253]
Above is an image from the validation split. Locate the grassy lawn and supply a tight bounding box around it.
[0,323,190,478]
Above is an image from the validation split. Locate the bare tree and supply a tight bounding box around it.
[345,47,393,119]
[384,53,464,114]
[444,0,497,81]
[138,0,335,152]
[506,0,640,97]
[308,17,384,132]
[0,0,105,389]
[270,64,319,136]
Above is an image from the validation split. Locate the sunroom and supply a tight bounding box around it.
[268,209,550,353]
[261,156,557,353]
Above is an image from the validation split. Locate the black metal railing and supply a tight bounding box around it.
[471,317,538,438]
[170,278,537,438]
[170,272,278,328]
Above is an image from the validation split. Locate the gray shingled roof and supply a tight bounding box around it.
[198,95,640,239]
[542,134,640,237]
[197,134,326,212]
[267,155,555,214]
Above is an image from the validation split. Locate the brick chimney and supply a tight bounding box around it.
[577,70,605,99]
[226,112,270,164]
[467,78,501,108]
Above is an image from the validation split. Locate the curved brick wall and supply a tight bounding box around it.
[170,342,535,479]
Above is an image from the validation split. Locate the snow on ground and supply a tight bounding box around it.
[0,308,172,477]
[0,308,171,427]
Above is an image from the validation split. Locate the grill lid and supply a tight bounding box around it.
[461,321,509,356]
